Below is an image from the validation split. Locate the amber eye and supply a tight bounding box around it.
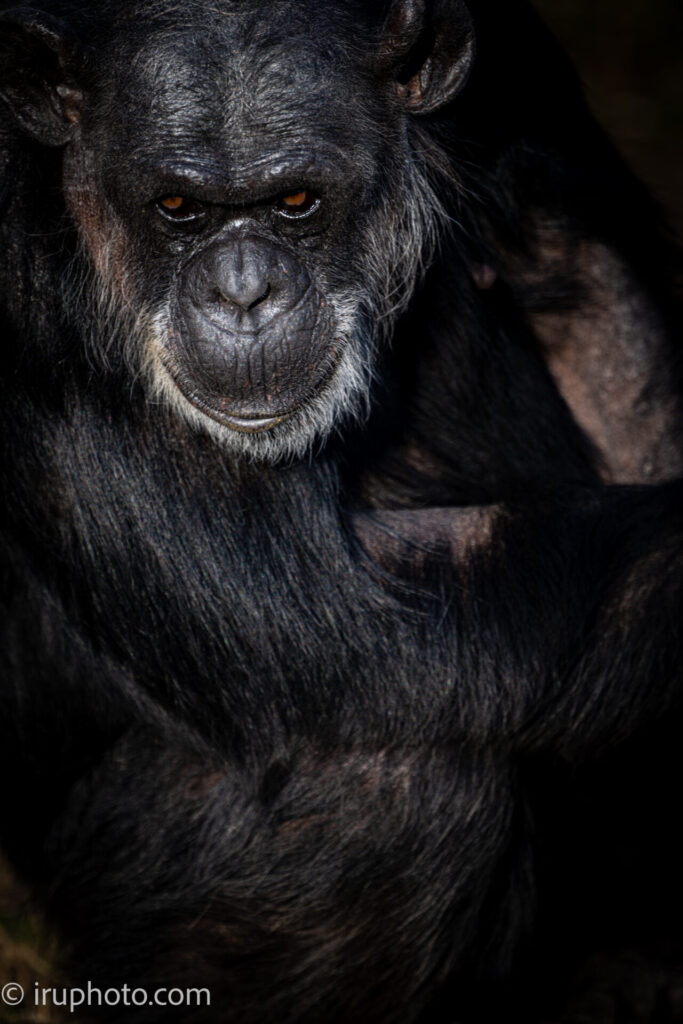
[155,196,204,222]
[277,190,320,218]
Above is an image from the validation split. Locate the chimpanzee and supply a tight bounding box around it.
[0,0,681,1022]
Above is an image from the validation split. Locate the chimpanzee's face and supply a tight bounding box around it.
[62,6,431,459]
[2,0,474,460]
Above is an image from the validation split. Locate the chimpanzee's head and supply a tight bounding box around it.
[1,0,474,460]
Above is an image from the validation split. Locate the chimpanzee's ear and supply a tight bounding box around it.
[375,0,475,115]
[0,6,82,146]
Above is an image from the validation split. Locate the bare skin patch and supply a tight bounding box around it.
[510,228,683,484]
[63,147,134,303]
[352,505,502,577]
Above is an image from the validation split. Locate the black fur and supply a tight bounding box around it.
[1,2,682,1021]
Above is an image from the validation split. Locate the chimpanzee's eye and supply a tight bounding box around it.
[155,196,205,222]
[276,190,320,218]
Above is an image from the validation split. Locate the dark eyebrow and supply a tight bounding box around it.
[137,148,355,204]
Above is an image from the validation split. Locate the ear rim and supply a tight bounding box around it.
[0,5,82,146]
[377,0,476,117]
[375,0,426,76]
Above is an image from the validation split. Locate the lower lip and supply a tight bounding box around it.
[221,412,288,432]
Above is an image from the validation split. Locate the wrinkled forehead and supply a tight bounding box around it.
[88,4,387,180]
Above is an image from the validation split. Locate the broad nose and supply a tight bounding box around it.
[186,235,312,332]
[211,241,273,312]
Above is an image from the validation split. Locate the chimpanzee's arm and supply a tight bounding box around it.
[352,480,683,757]
[41,724,525,1024]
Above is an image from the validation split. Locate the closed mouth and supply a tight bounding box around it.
[160,337,345,434]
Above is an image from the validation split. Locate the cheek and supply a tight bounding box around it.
[63,146,136,303]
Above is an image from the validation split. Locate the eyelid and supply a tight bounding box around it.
[154,196,207,223]
[276,191,321,219]
[151,190,323,226]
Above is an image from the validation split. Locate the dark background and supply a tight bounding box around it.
[533,0,683,242]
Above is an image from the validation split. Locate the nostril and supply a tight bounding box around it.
[214,283,272,312]
[215,271,273,313]
[245,281,270,311]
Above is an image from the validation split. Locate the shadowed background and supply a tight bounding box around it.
[533,0,683,242]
